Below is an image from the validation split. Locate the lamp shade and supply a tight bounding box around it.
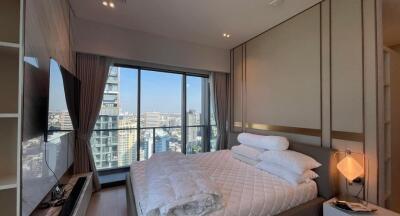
[336,154,364,182]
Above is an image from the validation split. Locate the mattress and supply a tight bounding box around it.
[130,150,317,216]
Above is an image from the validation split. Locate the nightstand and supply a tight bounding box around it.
[323,198,400,216]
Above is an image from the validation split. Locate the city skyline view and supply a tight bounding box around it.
[49,65,204,114]
[48,66,216,170]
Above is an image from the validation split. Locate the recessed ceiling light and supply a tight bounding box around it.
[109,2,115,8]
[102,1,108,6]
[223,33,231,38]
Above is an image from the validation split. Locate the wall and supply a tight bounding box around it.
[230,0,379,203]
[72,17,230,73]
[384,48,400,211]
[22,0,75,215]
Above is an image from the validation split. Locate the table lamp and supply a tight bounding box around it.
[336,150,365,202]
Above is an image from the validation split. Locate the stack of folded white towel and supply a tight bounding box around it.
[232,133,321,186]
[231,133,289,165]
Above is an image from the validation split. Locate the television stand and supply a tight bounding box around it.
[32,172,93,216]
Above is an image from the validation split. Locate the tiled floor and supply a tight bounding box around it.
[86,185,128,216]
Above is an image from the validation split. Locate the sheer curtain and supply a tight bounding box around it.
[74,53,110,190]
[211,72,229,150]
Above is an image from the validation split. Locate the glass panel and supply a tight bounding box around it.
[140,70,182,159]
[186,76,208,154]
[90,129,137,170]
[139,129,153,161]
[187,126,205,154]
[155,128,182,153]
[140,70,182,128]
[91,67,138,170]
[186,76,207,126]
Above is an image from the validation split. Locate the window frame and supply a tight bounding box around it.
[113,64,212,161]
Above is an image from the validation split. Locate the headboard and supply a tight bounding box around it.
[289,142,338,199]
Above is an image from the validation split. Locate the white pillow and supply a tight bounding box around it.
[237,133,289,151]
[232,152,259,166]
[231,144,264,160]
[258,150,321,174]
[256,161,319,185]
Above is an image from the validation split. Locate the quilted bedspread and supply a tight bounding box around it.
[131,150,317,216]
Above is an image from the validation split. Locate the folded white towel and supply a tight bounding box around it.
[231,144,264,160]
[232,152,259,166]
[237,133,289,151]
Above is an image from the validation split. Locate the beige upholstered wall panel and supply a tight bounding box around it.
[245,5,321,129]
[331,0,363,134]
[232,46,243,130]
[321,0,331,147]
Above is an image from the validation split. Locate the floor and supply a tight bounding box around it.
[86,185,128,216]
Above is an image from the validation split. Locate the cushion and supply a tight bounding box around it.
[256,161,319,185]
[237,133,289,150]
[258,150,321,174]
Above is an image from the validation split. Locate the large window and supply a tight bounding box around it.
[91,66,215,170]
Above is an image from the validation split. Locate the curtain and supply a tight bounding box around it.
[211,72,229,150]
[74,53,110,190]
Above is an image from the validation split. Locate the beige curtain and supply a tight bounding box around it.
[74,53,110,190]
[211,72,229,150]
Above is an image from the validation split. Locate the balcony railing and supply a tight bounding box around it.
[91,125,216,170]
[48,125,217,171]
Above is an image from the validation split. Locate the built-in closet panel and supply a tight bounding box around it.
[245,5,321,130]
[232,46,244,132]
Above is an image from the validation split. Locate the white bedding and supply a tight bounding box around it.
[130,150,317,216]
[144,152,223,216]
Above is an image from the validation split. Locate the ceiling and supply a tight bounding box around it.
[383,0,400,46]
[69,0,321,49]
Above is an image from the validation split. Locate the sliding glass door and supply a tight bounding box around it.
[91,66,214,170]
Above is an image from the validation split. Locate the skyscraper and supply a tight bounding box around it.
[118,114,137,166]
[91,67,120,169]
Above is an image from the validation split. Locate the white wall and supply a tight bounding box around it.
[72,17,230,73]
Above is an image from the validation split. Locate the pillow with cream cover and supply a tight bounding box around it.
[258,150,321,174]
[256,161,319,185]
[237,133,289,151]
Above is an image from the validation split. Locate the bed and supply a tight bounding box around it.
[126,142,338,216]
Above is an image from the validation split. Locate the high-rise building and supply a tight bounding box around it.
[59,111,73,130]
[143,112,161,128]
[118,114,137,166]
[91,67,120,170]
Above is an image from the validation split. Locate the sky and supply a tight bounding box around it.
[49,65,204,114]
[120,68,203,113]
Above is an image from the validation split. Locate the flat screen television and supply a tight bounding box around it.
[45,58,81,142]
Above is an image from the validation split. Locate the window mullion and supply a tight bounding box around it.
[182,75,187,154]
[136,68,141,161]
